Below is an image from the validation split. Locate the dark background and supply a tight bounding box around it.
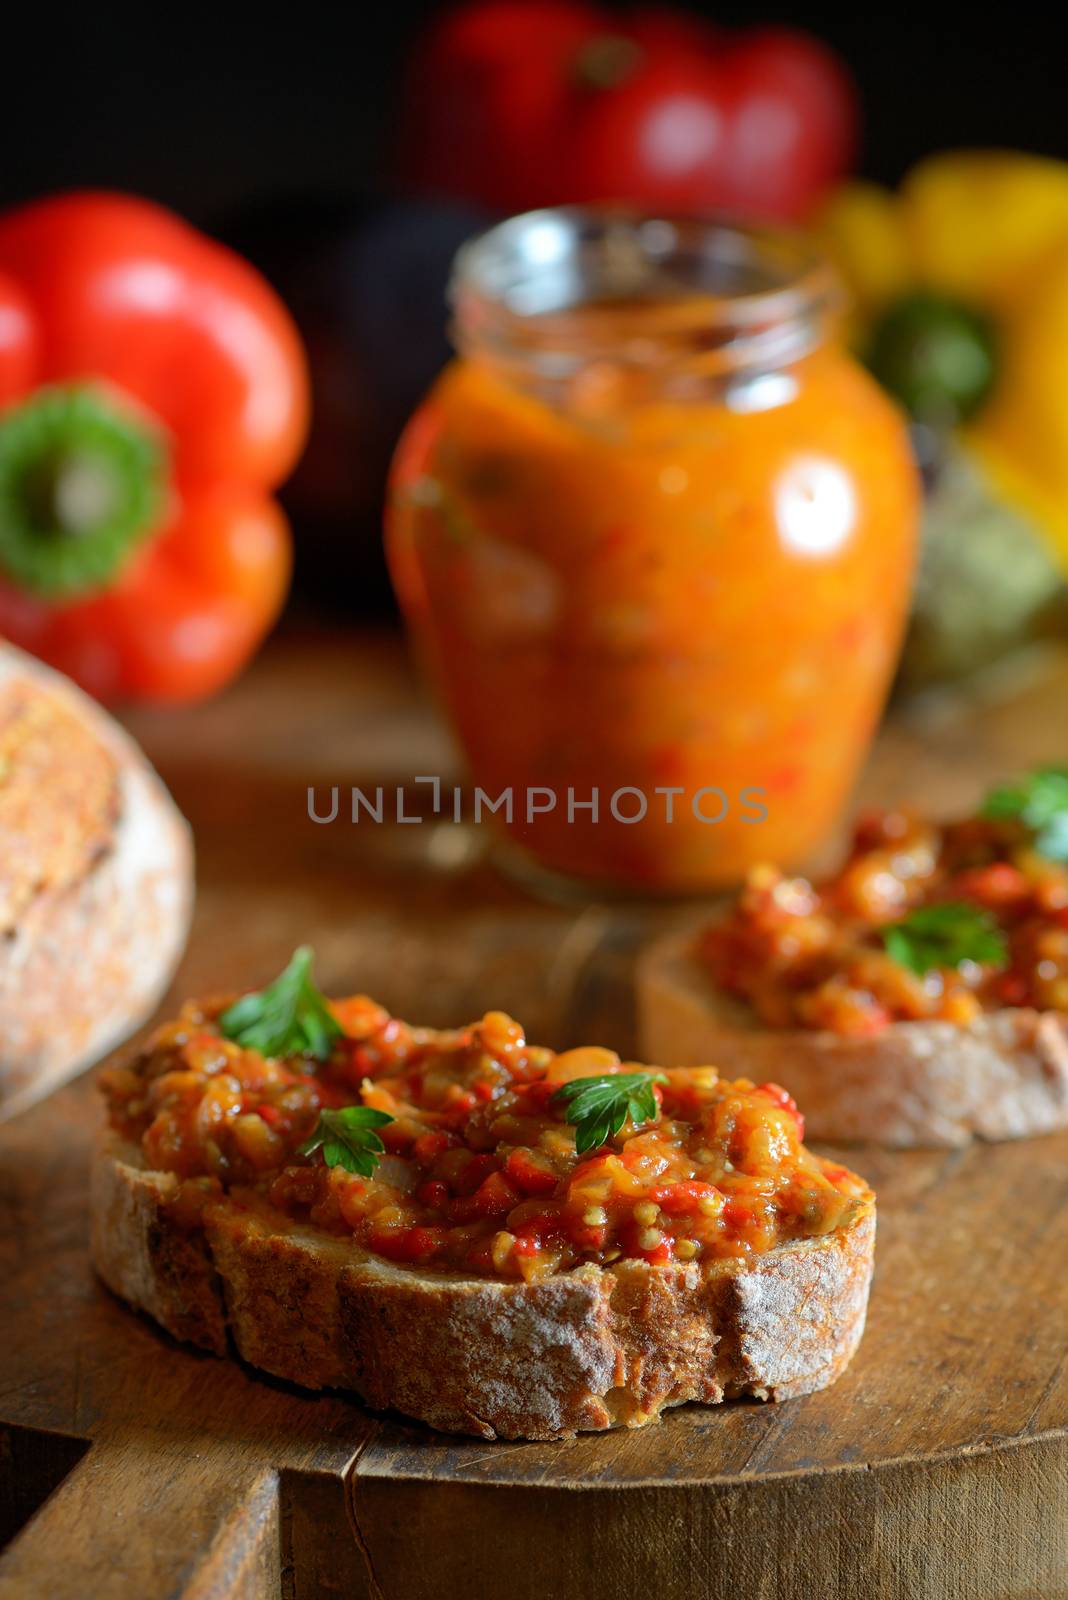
[4,7,1068,225]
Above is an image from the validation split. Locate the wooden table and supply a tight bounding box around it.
[1,626,1067,1600]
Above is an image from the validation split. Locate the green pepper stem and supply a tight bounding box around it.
[0,384,167,598]
[865,292,997,427]
[573,35,644,90]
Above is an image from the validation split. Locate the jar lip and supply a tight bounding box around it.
[450,205,842,372]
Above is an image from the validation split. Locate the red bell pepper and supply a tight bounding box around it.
[400,1,856,221]
[0,192,309,702]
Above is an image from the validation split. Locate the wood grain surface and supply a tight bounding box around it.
[1,625,1066,1600]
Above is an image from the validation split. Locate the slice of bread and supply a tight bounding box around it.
[638,928,1068,1149]
[90,1129,875,1442]
[0,644,193,1117]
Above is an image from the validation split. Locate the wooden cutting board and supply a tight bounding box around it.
[1,628,1066,1600]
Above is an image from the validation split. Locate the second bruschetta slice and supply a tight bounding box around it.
[639,771,1068,1147]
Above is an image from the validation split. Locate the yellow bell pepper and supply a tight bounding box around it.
[817,151,1068,567]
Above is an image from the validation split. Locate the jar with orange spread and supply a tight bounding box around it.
[387,209,919,893]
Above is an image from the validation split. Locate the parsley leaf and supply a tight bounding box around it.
[551,1071,667,1154]
[218,946,343,1060]
[297,1105,394,1177]
[881,902,1008,976]
[981,766,1068,862]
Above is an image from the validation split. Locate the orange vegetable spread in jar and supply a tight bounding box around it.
[101,984,868,1283]
[701,778,1068,1036]
[388,210,919,892]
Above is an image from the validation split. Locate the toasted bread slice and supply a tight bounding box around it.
[0,644,192,1117]
[90,1129,874,1441]
[638,928,1068,1149]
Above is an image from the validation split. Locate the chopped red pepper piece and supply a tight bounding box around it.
[504,1148,559,1196]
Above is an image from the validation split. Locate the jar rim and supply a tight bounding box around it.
[450,205,842,376]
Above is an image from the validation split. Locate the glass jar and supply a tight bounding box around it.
[386,209,919,894]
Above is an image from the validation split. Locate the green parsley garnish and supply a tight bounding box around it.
[297,1105,394,1177]
[881,902,1008,976]
[551,1071,667,1155]
[218,946,343,1061]
[980,765,1068,863]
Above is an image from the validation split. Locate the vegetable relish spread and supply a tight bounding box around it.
[101,982,866,1284]
[702,779,1068,1037]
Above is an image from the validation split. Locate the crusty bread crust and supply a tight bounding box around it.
[638,928,1068,1149]
[90,1130,875,1441]
[0,645,193,1119]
